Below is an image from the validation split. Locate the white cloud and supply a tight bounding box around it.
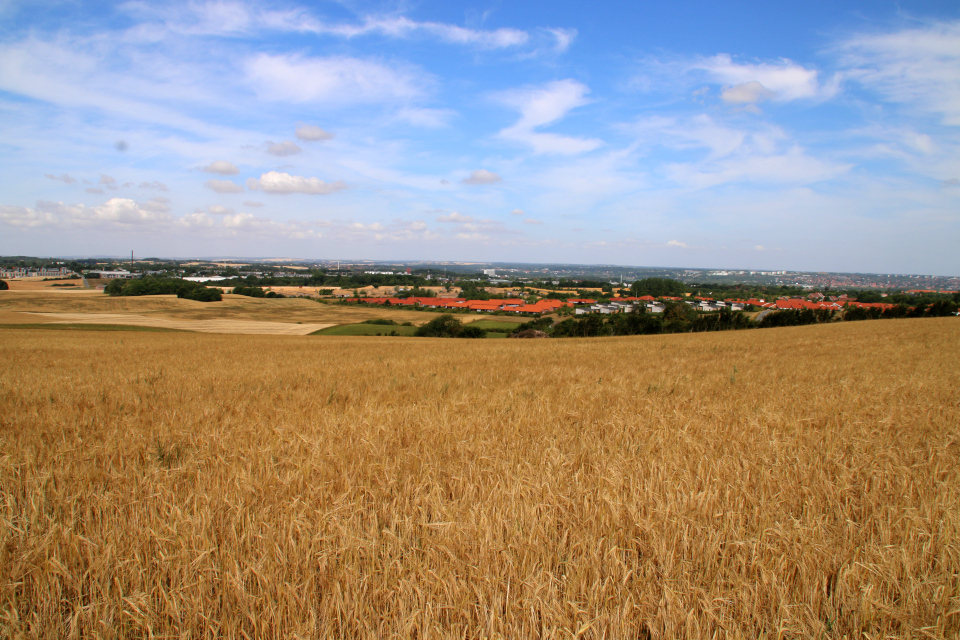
[396,107,455,128]
[497,80,602,154]
[837,20,960,125]
[246,53,426,105]
[693,54,837,103]
[243,200,264,207]
[246,171,347,195]
[141,197,171,213]
[667,240,688,248]
[0,204,56,227]
[138,181,169,191]
[436,211,473,223]
[206,204,234,215]
[202,160,239,175]
[295,124,334,141]
[126,3,538,51]
[345,16,529,49]
[462,169,501,185]
[266,140,302,156]
[85,188,104,194]
[523,218,544,225]
[0,197,321,240]
[45,173,76,184]
[720,80,775,105]
[510,208,525,216]
[99,174,116,185]
[204,179,244,193]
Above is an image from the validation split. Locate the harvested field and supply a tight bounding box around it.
[1,277,86,291]
[1,319,958,638]
[0,290,438,329]
[11,312,332,335]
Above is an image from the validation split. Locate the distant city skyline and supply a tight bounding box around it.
[1,1,958,275]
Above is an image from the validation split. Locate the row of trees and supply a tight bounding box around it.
[103,277,222,302]
[523,298,958,339]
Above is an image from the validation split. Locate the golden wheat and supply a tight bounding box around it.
[1,318,958,638]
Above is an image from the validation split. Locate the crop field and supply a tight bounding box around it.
[1,319,958,638]
[0,290,436,332]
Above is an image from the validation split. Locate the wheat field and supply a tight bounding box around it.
[1,319,958,638]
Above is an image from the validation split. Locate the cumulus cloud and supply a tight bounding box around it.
[462,169,501,185]
[202,160,239,175]
[243,200,264,207]
[0,198,321,240]
[667,240,688,248]
[204,179,244,193]
[85,188,104,194]
[206,204,234,215]
[141,197,171,213]
[266,140,302,156]
[436,211,473,223]
[0,204,56,227]
[694,54,837,103]
[497,79,602,154]
[246,170,347,195]
[510,208,525,216]
[99,174,116,185]
[295,124,334,141]
[246,53,426,105]
[45,173,76,184]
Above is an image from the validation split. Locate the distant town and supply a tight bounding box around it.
[2,255,958,293]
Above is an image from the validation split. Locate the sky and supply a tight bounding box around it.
[1,1,958,275]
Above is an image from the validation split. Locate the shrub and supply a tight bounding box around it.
[363,319,398,325]
[414,314,486,338]
[232,285,266,298]
[0,280,7,291]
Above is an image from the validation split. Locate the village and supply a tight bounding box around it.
[336,290,902,317]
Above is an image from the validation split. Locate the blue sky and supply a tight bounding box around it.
[1,1,958,274]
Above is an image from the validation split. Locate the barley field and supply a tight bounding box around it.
[1,319,958,638]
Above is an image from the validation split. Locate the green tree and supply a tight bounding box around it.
[630,277,686,298]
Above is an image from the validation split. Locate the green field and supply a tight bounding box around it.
[463,319,524,332]
[311,323,419,336]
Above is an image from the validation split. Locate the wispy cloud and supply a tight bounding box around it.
[837,20,960,125]
[246,53,429,105]
[204,179,244,193]
[497,80,602,154]
[689,54,840,106]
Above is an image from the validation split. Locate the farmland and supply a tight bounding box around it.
[1,318,958,638]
